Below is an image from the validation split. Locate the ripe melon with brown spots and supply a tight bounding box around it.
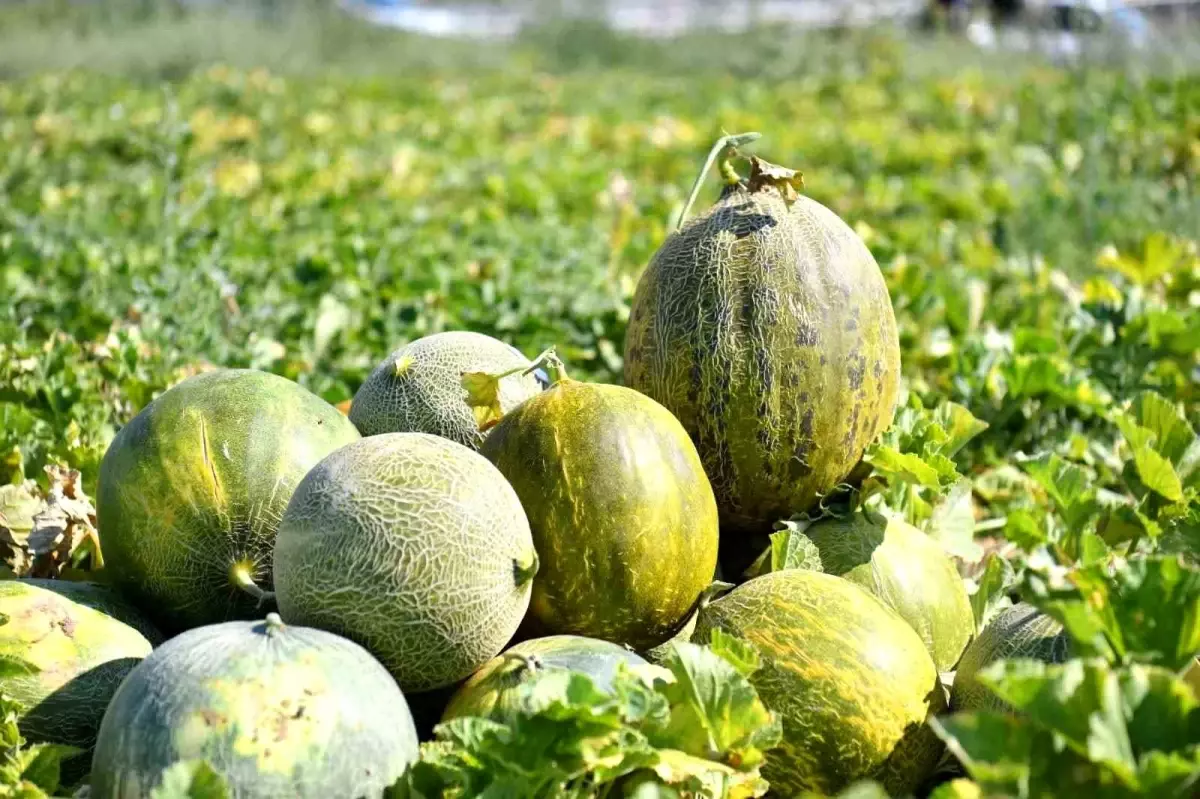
[349,331,543,449]
[89,614,418,798]
[96,368,361,635]
[0,579,161,763]
[623,140,901,556]
[272,432,538,693]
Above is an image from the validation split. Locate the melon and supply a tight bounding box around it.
[272,432,538,693]
[349,331,543,449]
[442,635,648,722]
[0,579,160,761]
[96,368,360,634]
[801,512,975,672]
[693,569,944,796]
[89,613,418,798]
[950,602,1069,712]
[623,138,901,550]
[477,354,720,650]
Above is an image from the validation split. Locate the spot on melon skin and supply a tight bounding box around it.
[348,331,542,450]
[272,432,537,693]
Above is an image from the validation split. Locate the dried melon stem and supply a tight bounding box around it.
[675,131,760,231]
[676,133,810,229]
[231,560,276,607]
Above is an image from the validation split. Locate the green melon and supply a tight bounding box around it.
[950,602,1069,713]
[349,331,543,449]
[801,512,975,672]
[623,140,901,552]
[0,579,160,759]
[694,569,944,796]
[96,368,360,635]
[478,356,719,651]
[442,635,648,722]
[90,613,418,798]
[272,432,538,693]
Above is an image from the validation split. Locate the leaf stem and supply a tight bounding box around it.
[230,561,275,608]
[675,132,761,231]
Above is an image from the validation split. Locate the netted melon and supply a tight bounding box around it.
[272,432,538,693]
[475,353,719,651]
[441,635,648,722]
[96,368,360,634]
[694,569,944,797]
[0,579,160,765]
[801,511,975,672]
[950,602,1069,712]
[349,331,543,449]
[90,613,418,798]
[623,135,901,555]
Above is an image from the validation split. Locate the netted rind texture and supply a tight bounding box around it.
[348,331,542,449]
[694,570,944,797]
[624,187,901,538]
[950,602,1069,713]
[272,432,537,693]
[804,514,975,672]
[480,380,720,650]
[89,617,418,799]
[96,368,361,635]
[442,635,647,722]
[0,580,157,753]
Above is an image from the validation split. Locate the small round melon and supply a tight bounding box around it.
[348,331,543,449]
[442,635,648,722]
[950,602,1069,712]
[90,614,418,798]
[272,432,538,693]
[694,569,944,797]
[0,579,161,757]
[802,512,975,672]
[96,368,360,634]
[479,372,720,651]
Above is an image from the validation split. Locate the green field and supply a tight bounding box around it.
[2,3,1200,797]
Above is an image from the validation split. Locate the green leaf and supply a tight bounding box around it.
[928,710,1035,788]
[1119,664,1200,755]
[1128,392,1196,465]
[16,742,82,794]
[928,480,984,562]
[1136,748,1200,795]
[0,654,40,679]
[927,779,984,799]
[650,641,781,770]
[970,552,1015,631]
[705,629,762,679]
[864,445,942,489]
[1133,446,1184,502]
[932,402,989,459]
[149,760,230,799]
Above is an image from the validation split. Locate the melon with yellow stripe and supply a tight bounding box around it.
[96,368,361,635]
[693,569,944,796]
[89,613,418,798]
[470,350,719,651]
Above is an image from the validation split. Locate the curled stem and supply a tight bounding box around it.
[675,131,761,231]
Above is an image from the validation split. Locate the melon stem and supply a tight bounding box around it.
[231,562,276,608]
[514,549,540,587]
[675,131,761,231]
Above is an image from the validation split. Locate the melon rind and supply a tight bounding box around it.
[950,602,1069,713]
[272,432,537,693]
[89,615,418,798]
[349,331,542,449]
[96,368,361,634]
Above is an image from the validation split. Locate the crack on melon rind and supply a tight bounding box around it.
[624,190,900,536]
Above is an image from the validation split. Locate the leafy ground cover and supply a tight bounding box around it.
[0,5,1198,797]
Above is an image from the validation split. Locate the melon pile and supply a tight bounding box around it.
[1,136,992,797]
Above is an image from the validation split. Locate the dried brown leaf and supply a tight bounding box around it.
[746,156,805,206]
[0,466,100,578]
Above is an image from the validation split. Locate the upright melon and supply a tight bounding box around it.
[950,602,1069,712]
[623,136,901,552]
[272,432,538,693]
[801,511,975,672]
[475,354,719,651]
[90,614,418,798]
[349,331,543,449]
[96,368,360,634]
[442,635,648,722]
[694,569,943,796]
[0,579,160,761]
